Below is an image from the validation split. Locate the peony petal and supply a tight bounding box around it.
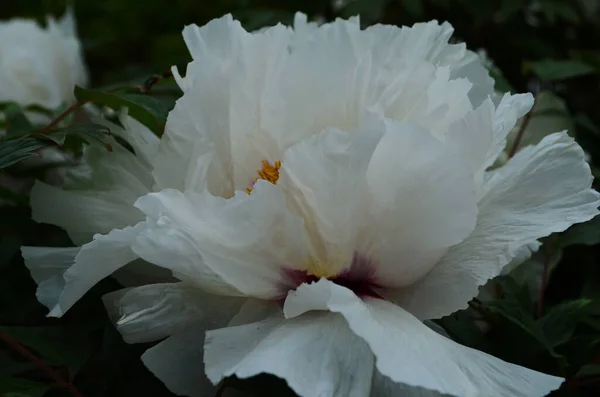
[285,279,563,397]
[30,142,152,245]
[387,132,600,320]
[21,246,79,309]
[445,98,495,190]
[364,120,478,286]
[103,282,245,344]
[47,223,146,317]
[204,311,375,397]
[278,118,384,274]
[133,182,306,298]
[141,299,274,397]
[364,21,493,108]
[155,18,291,196]
[142,324,217,397]
[449,50,495,108]
[484,92,534,172]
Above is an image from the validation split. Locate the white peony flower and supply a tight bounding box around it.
[21,113,169,310]
[0,9,87,111]
[23,14,600,397]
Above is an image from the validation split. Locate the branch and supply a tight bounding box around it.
[139,69,174,93]
[214,380,227,397]
[0,329,83,397]
[536,245,552,318]
[507,84,540,158]
[38,101,87,135]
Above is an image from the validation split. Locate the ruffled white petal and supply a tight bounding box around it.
[483,93,534,174]
[156,18,291,196]
[158,15,492,199]
[142,324,218,397]
[285,279,563,397]
[30,141,152,245]
[132,182,305,298]
[278,118,384,273]
[364,20,493,107]
[47,223,146,317]
[140,298,276,397]
[103,282,245,344]
[388,132,600,320]
[364,120,478,286]
[445,98,495,189]
[204,311,375,397]
[21,246,79,309]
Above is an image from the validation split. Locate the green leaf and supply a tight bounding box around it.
[574,113,600,136]
[0,186,27,207]
[540,1,580,24]
[0,376,49,397]
[539,299,592,348]
[497,0,526,22]
[0,103,34,137]
[0,326,93,373]
[0,235,23,268]
[437,310,492,352]
[527,60,596,81]
[560,215,600,247]
[74,86,168,133]
[483,298,559,356]
[0,136,48,169]
[43,123,113,150]
[403,0,425,17]
[576,364,600,378]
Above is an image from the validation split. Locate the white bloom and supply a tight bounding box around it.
[24,14,599,397]
[22,113,167,312]
[0,9,87,111]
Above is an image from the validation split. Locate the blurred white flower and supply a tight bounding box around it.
[23,14,600,397]
[0,9,87,112]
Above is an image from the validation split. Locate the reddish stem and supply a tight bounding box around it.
[0,329,83,397]
[39,101,87,134]
[507,87,539,158]
[214,381,227,397]
[141,69,174,93]
[536,245,552,318]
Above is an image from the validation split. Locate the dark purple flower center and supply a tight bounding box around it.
[285,252,382,299]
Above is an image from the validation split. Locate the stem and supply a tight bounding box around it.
[0,330,83,397]
[214,380,227,397]
[507,85,540,158]
[39,101,87,134]
[140,69,174,93]
[536,245,552,318]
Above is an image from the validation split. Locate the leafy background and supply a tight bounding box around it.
[1,0,600,396]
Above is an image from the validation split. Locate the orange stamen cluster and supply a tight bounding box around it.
[246,160,282,194]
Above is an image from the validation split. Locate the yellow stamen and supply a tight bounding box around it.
[246,160,282,194]
[307,258,339,279]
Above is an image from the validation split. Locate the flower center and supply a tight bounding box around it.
[246,160,281,194]
[285,253,382,299]
[307,258,339,278]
